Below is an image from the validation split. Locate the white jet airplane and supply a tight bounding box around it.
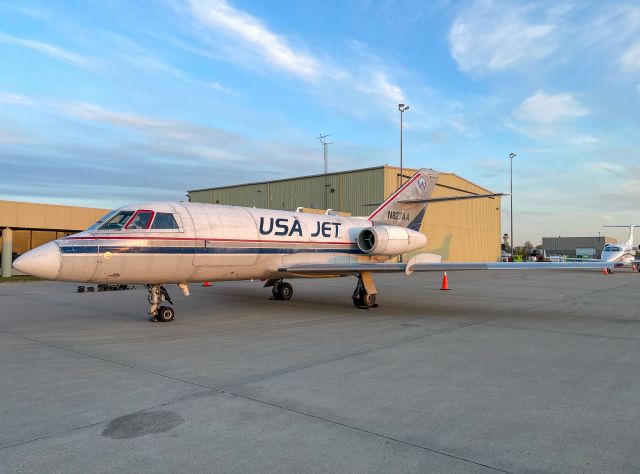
[555,225,639,271]
[601,225,638,267]
[13,169,611,322]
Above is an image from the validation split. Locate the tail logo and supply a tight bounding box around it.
[417,175,426,192]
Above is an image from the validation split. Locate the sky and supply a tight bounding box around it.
[0,0,639,245]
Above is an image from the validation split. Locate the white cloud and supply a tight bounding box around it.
[59,102,169,130]
[187,0,318,80]
[0,93,33,105]
[448,1,558,75]
[621,42,640,72]
[0,32,93,70]
[181,0,407,122]
[514,91,589,124]
[449,2,640,77]
[588,162,624,174]
[208,81,237,95]
[355,71,404,104]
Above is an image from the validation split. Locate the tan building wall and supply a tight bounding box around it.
[382,167,501,262]
[189,166,502,262]
[0,200,109,267]
[0,200,109,231]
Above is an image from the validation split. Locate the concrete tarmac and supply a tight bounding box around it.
[1,269,639,473]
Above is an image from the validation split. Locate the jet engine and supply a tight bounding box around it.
[356,226,427,256]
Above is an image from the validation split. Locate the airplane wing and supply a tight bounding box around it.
[280,255,612,277]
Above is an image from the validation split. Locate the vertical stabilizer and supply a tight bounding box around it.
[604,225,639,248]
[368,169,439,230]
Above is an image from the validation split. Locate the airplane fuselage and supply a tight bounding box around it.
[27,202,399,284]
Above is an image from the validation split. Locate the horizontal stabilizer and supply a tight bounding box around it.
[398,193,506,204]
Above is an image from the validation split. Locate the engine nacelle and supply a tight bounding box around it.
[356,226,427,256]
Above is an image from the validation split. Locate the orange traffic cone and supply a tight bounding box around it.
[440,272,450,291]
[202,281,212,287]
[601,268,610,276]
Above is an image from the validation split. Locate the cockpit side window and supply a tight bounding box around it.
[151,212,179,230]
[99,211,135,230]
[88,210,117,230]
[126,210,155,230]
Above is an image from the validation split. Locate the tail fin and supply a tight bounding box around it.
[368,169,439,231]
[604,225,639,248]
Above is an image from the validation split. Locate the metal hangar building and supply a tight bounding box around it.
[188,165,502,262]
[542,236,617,259]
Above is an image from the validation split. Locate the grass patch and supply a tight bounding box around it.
[0,275,42,283]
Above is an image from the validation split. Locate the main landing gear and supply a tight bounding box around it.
[352,274,377,309]
[147,284,174,322]
[272,280,293,300]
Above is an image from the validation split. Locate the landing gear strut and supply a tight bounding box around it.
[272,280,293,300]
[352,275,377,309]
[146,284,174,322]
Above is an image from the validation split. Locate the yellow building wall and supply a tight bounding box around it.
[384,167,501,262]
[0,200,109,230]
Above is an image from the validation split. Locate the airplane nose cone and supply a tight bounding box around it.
[12,241,62,279]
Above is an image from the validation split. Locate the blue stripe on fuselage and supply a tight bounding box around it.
[59,246,365,255]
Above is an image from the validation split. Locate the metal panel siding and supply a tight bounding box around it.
[269,175,327,211]
[211,183,269,208]
[189,190,211,203]
[340,168,385,217]
[542,236,616,258]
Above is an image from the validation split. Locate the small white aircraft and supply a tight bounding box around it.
[551,225,640,271]
[13,169,611,322]
[601,225,638,266]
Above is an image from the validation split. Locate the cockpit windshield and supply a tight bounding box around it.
[93,209,180,231]
[126,210,154,229]
[99,211,135,230]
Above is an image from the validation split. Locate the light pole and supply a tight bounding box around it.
[509,152,516,258]
[398,103,409,186]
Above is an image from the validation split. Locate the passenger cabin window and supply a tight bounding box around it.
[126,210,155,230]
[99,211,135,230]
[151,212,179,230]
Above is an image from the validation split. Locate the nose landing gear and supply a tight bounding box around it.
[147,284,174,322]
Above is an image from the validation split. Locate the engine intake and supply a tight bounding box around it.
[357,226,427,256]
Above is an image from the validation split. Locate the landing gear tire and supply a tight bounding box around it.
[272,281,293,300]
[607,268,613,274]
[156,306,175,322]
[352,278,377,309]
[147,284,174,322]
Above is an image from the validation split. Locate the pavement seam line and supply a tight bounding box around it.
[482,322,640,342]
[0,325,512,473]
